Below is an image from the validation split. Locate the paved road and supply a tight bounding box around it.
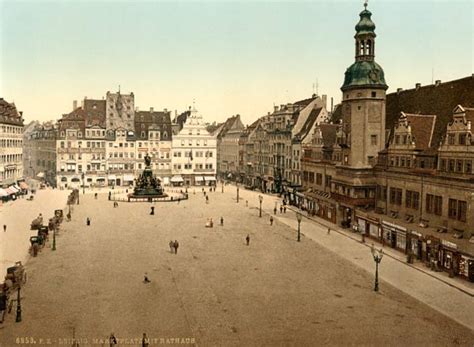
[235,186,474,331]
[0,188,69,276]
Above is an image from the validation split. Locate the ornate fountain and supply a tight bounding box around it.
[129,153,167,199]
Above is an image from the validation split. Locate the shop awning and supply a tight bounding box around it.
[204,176,216,181]
[19,182,28,190]
[36,172,45,178]
[195,176,204,182]
[170,175,184,183]
[96,177,106,181]
[71,177,80,183]
[123,174,135,181]
[108,175,116,180]
[5,187,17,195]
[163,177,170,184]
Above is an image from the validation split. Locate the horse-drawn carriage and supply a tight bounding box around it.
[30,215,44,230]
[3,262,26,294]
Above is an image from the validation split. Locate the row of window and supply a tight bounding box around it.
[0,139,22,148]
[173,151,214,158]
[378,186,467,221]
[439,158,472,174]
[0,125,22,134]
[173,163,213,170]
[447,132,471,146]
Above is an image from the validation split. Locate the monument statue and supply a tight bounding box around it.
[129,152,167,199]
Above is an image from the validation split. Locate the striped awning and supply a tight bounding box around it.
[195,176,204,182]
[204,176,216,181]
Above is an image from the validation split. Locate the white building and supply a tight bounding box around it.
[0,98,24,186]
[171,106,216,186]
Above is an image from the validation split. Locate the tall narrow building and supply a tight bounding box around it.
[340,2,388,168]
[332,3,387,224]
[105,90,135,131]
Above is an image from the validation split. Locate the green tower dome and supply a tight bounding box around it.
[355,9,376,37]
[342,61,388,91]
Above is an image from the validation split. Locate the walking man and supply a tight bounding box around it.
[3,225,6,232]
[246,234,250,246]
[109,333,117,346]
[143,273,151,283]
[220,217,224,226]
[150,206,155,215]
[327,227,331,235]
[273,207,277,215]
[246,200,248,207]
[280,205,283,213]
[283,206,286,213]
[169,240,175,253]
[86,217,91,226]
[174,240,179,254]
[142,333,149,347]
[270,216,273,226]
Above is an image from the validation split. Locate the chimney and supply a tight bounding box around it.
[164,108,168,113]
[322,94,327,109]
[175,110,178,117]
[274,105,279,112]
[415,83,421,90]
[435,80,441,86]
[397,88,403,94]
[267,112,271,116]
[330,97,334,113]
[150,107,154,113]
[73,100,78,110]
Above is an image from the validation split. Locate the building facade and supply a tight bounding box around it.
[0,98,24,186]
[171,106,216,186]
[216,114,245,180]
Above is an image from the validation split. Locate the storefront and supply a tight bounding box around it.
[408,231,424,260]
[356,213,380,240]
[204,176,216,186]
[440,240,459,274]
[307,194,337,224]
[170,175,184,186]
[381,221,407,252]
[424,236,441,265]
[458,254,474,282]
[123,174,135,186]
[195,176,205,186]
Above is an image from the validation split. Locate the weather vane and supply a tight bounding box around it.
[364,0,368,9]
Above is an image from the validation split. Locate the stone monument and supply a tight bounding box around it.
[130,153,167,199]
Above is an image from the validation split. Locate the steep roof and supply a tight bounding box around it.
[403,113,437,150]
[386,76,474,147]
[0,98,23,126]
[294,107,322,140]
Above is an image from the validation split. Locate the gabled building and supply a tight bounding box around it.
[171,106,216,186]
[216,114,245,180]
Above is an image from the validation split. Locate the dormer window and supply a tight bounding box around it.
[459,133,467,145]
[448,134,455,145]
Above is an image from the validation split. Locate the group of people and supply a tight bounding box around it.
[168,240,180,254]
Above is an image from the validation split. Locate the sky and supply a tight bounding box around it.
[0,0,472,126]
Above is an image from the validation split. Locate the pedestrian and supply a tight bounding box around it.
[150,206,155,215]
[274,207,277,215]
[86,217,91,226]
[270,216,273,226]
[67,212,71,221]
[178,198,181,204]
[280,205,283,213]
[142,333,149,347]
[327,228,331,235]
[174,240,179,254]
[109,333,117,346]
[108,191,111,201]
[283,206,286,213]
[169,240,175,253]
[143,273,151,283]
[246,200,248,207]
[220,217,224,226]
[94,193,98,199]
[246,234,250,246]
[206,195,209,204]
[3,225,5,232]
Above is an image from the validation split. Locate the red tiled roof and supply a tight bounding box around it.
[404,114,437,150]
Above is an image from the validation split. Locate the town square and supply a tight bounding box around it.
[1,0,474,345]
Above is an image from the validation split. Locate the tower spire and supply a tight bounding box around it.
[364,0,368,10]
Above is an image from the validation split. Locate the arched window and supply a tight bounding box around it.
[163,131,168,139]
[359,40,365,55]
[366,40,372,55]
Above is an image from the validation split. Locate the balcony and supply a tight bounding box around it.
[331,192,375,207]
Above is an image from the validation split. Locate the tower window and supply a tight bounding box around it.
[371,91,377,97]
[370,135,378,145]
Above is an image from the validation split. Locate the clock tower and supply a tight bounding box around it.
[340,2,388,168]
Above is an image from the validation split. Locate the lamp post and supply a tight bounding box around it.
[15,286,22,322]
[52,223,56,251]
[81,172,85,195]
[221,180,224,193]
[296,212,302,242]
[259,195,263,218]
[371,244,384,292]
[236,183,239,203]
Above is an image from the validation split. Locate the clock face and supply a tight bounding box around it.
[369,69,379,82]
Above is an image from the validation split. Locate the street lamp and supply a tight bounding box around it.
[371,244,384,292]
[259,195,263,218]
[15,286,22,322]
[296,212,302,242]
[221,180,224,193]
[52,224,56,251]
[236,183,239,203]
[82,172,85,195]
